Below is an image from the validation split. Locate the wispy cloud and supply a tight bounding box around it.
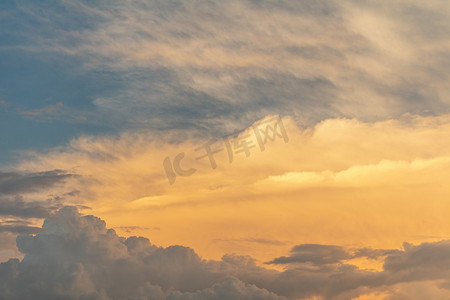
[0,223,43,234]
[0,169,72,196]
[19,102,63,120]
[2,0,449,135]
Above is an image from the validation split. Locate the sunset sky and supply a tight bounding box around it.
[1,1,450,299]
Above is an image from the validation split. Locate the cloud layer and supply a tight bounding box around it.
[9,114,450,264]
[1,0,449,153]
[2,207,450,299]
[1,1,450,298]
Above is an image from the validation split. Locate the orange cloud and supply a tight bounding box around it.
[13,114,450,263]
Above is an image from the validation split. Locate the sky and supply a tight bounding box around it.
[0,0,450,299]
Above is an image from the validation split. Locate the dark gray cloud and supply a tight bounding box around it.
[0,224,42,235]
[353,248,400,260]
[1,207,450,299]
[0,197,59,218]
[267,245,401,266]
[383,241,450,280]
[0,169,74,224]
[266,244,351,265]
[0,170,72,196]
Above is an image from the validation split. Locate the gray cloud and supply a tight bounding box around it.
[0,170,72,196]
[0,224,42,235]
[167,277,284,300]
[1,207,450,299]
[353,248,400,260]
[383,241,450,281]
[0,197,59,218]
[266,244,352,265]
[0,207,284,299]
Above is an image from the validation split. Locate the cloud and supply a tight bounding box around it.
[383,241,450,281]
[0,169,76,258]
[0,219,43,235]
[2,0,449,137]
[8,113,450,266]
[0,197,58,218]
[0,207,285,299]
[266,244,352,265]
[167,277,285,300]
[0,169,72,196]
[3,207,450,299]
[1,1,450,297]
[19,102,63,120]
[0,224,42,234]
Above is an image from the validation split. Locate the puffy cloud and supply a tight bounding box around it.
[0,207,285,299]
[2,207,450,299]
[167,277,284,300]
